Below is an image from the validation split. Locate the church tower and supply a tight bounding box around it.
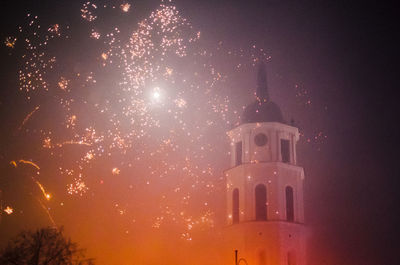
[223,63,307,265]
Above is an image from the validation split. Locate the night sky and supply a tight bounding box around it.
[0,1,398,265]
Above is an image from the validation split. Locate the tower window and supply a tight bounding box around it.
[232,188,239,224]
[235,141,242,166]
[287,251,296,265]
[254,133,268,146]
[255,184,267,221]
[286,186,294,222]
[258,250,266,265]
[281,139,290,163]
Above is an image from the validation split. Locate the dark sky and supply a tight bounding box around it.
[179,1,400,264]
[1,0,399,264]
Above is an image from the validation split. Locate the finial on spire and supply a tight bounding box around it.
[256,62,269,102]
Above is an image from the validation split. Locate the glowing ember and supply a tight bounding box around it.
[58,77,69,90]
[4,206,14,215]
[90,30,101,39]
[4,36,17,48]
[67,173,89,196]
[120,3,131,12]
[81,2,97,22]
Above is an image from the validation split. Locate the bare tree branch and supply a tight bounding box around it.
[0,227,95,265]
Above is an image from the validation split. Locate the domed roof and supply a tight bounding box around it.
[242,100,284,124]
[240,62,285,124]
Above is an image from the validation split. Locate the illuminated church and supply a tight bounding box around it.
[222,63,307,265]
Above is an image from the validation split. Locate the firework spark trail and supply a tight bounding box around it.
[18,105,40,131]
[33,178,51,201]
[8,159,54,224]
[17,14,66,94]
[3,0,325,241]
[12,160,51,200]
[35,197,57,227]
[18,159,40,170]
[56,141,92,147]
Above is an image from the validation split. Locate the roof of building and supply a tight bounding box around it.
[242,100,284,123]
[240,62,285,124]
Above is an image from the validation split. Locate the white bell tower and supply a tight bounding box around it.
[223,63,307,265]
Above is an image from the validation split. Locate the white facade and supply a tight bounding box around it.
[224,121,307,265]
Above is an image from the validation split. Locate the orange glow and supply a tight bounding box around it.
[120,3,131,12]
[18,159,40,170]
[4,36,17,48]
[4,206,14,215]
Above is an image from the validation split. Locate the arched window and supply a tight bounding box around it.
[235,141,242,166]
[286,186,294,222]
[281,139,290,163]
[255,184,267,221]
[232,188,239,224]
[258,249,266,265]
[287,251,296,265]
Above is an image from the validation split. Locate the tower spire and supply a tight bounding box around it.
[256,62,269,102]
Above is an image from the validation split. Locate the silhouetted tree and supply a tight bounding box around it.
[0,227,94,265]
